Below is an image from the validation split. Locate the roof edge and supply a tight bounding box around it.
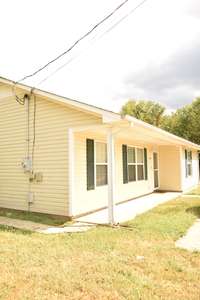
[124,115,200,150]
[0,75,199,149]
[0,75,120,120]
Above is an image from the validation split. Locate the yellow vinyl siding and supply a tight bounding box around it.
[159,146,181,191]
[2,83,197,218]
[0,84,101,215]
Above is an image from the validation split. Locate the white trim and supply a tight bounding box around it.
[107,129,115,225]
[153,151,159,190]
[0,76,120,120]
[127,145,145,182]
[179,146,183,190]
[185,149,193,177]
[198,151,200,181]
[1,76,200,150]
[71,124,109,132]
[68,128,74,217]
[124,115,200,150]
[94,141,108,188]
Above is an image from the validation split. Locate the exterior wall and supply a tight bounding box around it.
[73,132,108,216]
[0,84,101,216]
[159,146,182,191]
[181,148,199,191]
[1,84,199,218]
[73,132,155,216]
[115,140,155,203]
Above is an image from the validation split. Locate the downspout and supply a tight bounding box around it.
[25,94,30,160]
[25,94,31,211]
[68,128,74,218]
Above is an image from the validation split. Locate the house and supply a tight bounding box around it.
[0,76,199,224]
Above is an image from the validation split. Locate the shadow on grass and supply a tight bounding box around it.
[0,207,70,226]
[0,224,33,235]
[186,206,200,218]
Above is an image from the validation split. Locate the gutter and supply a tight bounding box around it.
[124,115,200,150]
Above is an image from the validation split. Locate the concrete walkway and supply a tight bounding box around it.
[0,192,180,233]
[176,219,200,252]
[0,216,94,234]
[77,192,181,224]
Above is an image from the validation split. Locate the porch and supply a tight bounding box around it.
[68,115,197,224]
[76,192,181,224]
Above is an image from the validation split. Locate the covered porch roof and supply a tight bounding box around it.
[72,116,200,149]
[1,75,200,150]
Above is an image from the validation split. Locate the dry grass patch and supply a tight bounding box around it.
[0,197,200,299]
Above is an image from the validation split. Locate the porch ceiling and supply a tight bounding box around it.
[73,117,200,149]
[75,123,182,147]
[116,125,181,146]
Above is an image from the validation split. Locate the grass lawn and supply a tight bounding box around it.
[185,185,200,195]
[1,196,200,300]
[0,207,69,226]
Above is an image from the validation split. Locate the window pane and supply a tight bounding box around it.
[137,165,144,180]
[128,165,136,182]
[153,152,158,170]
[154,170,159,188]
[137,148,144,163]
[96,165,107,186]
[96,142,107,163]
[188,151,192,162]
[188,164,192,176]
[128,147,135,163]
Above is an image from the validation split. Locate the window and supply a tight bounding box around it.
[127,147,136,182]
[137,148,144,181]
[153,152,159,189]
[95,142,108,186]
[185,150,192,177]
[127,146,145,182]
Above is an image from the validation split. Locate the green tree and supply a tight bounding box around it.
[121,100,166,127]
[160,98,200,144]
[121,98,200,144]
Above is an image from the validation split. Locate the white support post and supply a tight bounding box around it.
[107,128,116,225]
[68,128,74,217]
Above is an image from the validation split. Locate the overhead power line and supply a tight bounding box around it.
[36,0,149,87]
[17,0,140,83]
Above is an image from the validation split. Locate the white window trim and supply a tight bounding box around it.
[127,145,145,182]
[153,151,160,190]
[186,150,193,177]
[94,141,108,188]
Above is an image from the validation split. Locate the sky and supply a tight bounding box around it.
[0,0,200,112]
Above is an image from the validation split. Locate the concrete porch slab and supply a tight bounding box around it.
[0,216,94,234]
[176,219,200,252]
[76,192,181,224]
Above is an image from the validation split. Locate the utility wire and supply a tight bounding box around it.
[36,0,149,87]
[12,84,26,105]
[98,0,148,38]
[17,0,132,83]
[0,93,24,101]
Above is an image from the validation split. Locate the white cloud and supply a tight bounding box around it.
[0,0,199,112]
